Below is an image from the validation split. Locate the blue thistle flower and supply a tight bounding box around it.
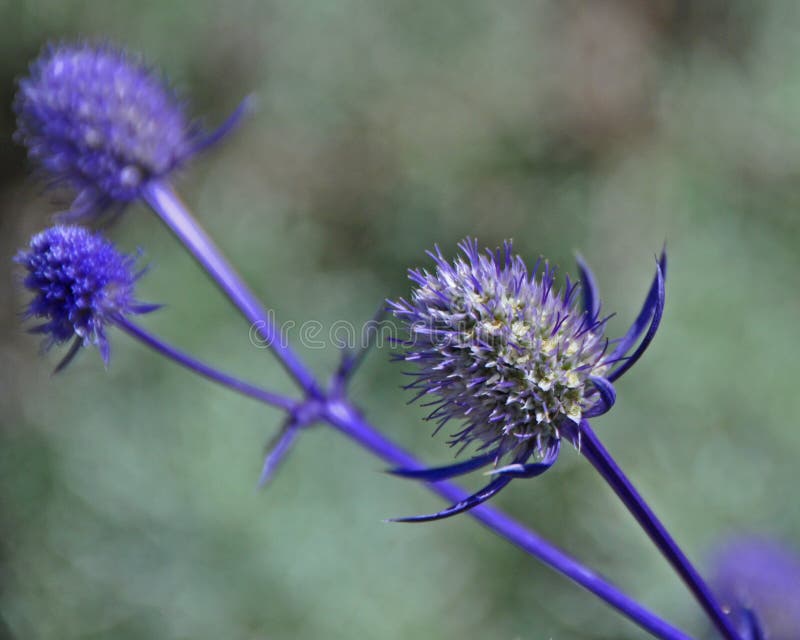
[14,225,157,370]
[14,42,246,220]
[710,537,800,640]
[388,238,665,521]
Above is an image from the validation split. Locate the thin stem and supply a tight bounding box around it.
[141,180,319,394]
[573,421,740,640]
[114,315,297,412]
[137,179,695,639]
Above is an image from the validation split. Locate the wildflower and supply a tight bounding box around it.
[14,225,157,370]
[14,42,246,220]
[388,238,664,521]
[710,537,800,640]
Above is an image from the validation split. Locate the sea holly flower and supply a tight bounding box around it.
[388,238,664,521]
[14,42,247,220]
[14,225,158,370]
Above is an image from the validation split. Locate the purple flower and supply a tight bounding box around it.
[711,537,800,640]
[388,238,664,521]
[15,225,157,370]
[14,42,245,220]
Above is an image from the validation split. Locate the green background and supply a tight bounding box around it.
[1,2,799,638]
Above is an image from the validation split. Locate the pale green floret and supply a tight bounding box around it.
[511,320,530,337]
[478,300,607,433]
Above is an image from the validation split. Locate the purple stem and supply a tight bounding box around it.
[139,178,694,640]
[141,180,320,395]
[572,421,740,640]
[114,315,297,412]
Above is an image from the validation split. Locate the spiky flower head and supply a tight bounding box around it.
[15,225,156,369]
[388,238,664,522]
[391,238,610,459]
[14,43,195,218]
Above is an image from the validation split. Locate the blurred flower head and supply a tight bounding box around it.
[711,536,800,640]
[14,42,194,218]
[388,238,665,521]
[15,225,156,369]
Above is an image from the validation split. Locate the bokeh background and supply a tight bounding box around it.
[2,1,799,638]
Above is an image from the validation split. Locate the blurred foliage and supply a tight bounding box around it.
[2,1,800,639]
